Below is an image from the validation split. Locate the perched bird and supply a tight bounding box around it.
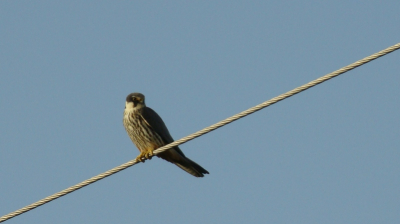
[123,92,209,177]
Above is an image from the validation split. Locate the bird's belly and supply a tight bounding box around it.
[123,116,164,152]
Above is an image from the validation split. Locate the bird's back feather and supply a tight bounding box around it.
[141,107,209,177]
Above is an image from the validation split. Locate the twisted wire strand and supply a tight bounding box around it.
[1,42,399,223]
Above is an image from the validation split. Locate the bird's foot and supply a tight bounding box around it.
[135,150,153,163]
[144,150,154,160]
[135,151,146,163]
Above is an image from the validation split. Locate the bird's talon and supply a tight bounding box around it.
[135,153,147,163]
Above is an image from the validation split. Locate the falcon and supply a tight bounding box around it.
[123,93,209,177]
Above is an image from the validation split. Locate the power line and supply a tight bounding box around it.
[1,42,399,223]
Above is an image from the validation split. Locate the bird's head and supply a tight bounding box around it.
[125,92,146,110]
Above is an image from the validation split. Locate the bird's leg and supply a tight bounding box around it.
[135,151,147,162]
[135,148,154,162]
[144,148,154,160]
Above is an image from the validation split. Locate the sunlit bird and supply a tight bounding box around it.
[123,93,209,177]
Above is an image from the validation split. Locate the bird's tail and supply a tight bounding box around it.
[175,157,209,178]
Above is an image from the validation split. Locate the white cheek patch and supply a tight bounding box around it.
[125,102,134,110]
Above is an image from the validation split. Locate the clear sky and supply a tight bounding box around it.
[1,1,399,223]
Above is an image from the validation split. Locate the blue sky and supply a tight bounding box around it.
[1,1,399,223]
